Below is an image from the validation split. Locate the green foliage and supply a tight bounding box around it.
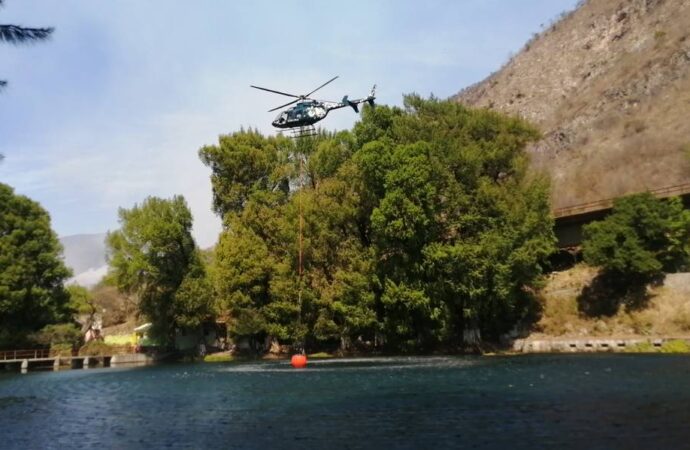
[106,195,211,345]
[583,193,690,297]
[625,340,690,353]
[625,341,655,353]
[29,323,82,346]
[174,271,214,330]
[78,340,114,356]
[203,97,554,351]
[203,353,234,362]
[660,339,690,353]
[198,129,294,217]
[67,285,95,315]
[0,183,72,348]
[50,342,74,357]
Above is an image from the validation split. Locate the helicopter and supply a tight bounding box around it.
[250,76,375,135]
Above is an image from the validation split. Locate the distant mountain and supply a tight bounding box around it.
[60,233,108,287]
[454,0,690,209]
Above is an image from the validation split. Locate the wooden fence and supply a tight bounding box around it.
[0,349,51,360]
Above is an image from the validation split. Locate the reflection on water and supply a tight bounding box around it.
[1,355,690,449]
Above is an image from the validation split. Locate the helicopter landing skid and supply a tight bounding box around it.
[288,125,317,139]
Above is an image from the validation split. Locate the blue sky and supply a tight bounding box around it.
[0,0,579,248]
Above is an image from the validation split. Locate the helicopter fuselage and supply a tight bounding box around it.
[272,100,330,129]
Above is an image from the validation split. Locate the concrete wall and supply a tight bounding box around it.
[110,353,156,367]
[513,337,690,353]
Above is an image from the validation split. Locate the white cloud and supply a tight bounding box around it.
[67,265,108,288]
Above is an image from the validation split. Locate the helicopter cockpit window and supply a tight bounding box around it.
[275,112,288,124]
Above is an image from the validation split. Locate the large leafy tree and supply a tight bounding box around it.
[202,97,555,352]
[0,0,54,89]
[353,96,553,348]
[106,196,212,345]
[0,183,72,347]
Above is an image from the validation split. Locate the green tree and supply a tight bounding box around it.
[202,97,554,352]
[584,193,690,276]
[0,183,72,347]
[67,284,96,316]
[350,96,553,347]
[581,193,690,313]
[0,0,54,89]
[198,129,294,217]
[106,195,212,345]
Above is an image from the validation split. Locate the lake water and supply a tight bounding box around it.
[1,355,689,449]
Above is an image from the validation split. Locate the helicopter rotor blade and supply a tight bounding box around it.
[305,75,339,97]
[250,85,301,98]
[268,98,299,112]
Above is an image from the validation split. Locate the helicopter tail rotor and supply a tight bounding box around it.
[367,84,376,108]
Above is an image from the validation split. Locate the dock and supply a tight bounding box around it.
[0,348,157,374]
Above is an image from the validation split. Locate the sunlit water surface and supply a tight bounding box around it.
[1,355,690,449]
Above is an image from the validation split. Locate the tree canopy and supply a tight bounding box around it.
[200,96,555,352]
[106,195,212,345]
[583,194,690,278]
[0,183,72,347]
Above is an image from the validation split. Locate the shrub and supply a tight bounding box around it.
[660,340,690,353]
[626,340,690,353]
[30,323,82,347]
[625,341,655,353]
[78,341,114,356]
[50,343,74,357]
[203,353,233,362]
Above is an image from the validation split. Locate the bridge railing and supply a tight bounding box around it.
[0,345,136,361]
[553,182,690,219]
[0,348,51,360]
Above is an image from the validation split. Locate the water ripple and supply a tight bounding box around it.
[1,354,689,449]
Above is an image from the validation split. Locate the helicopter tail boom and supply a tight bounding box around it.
[342,95,359,113]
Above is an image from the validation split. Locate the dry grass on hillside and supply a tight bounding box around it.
[534,264,690,338]
[455,0,690,209]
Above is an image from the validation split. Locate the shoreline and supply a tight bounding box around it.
[205,336,690,362]
[510,336,690,354]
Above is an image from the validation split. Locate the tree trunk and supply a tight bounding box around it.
[340,335,351,353]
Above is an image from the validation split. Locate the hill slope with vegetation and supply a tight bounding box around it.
[537,265,690,338]
[454,0,690,209]
[534,192,690,343]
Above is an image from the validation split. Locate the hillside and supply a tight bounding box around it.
[454,0,690,209]
[535,265,690,338]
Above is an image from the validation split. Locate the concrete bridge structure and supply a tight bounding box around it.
[553,182,690,248]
